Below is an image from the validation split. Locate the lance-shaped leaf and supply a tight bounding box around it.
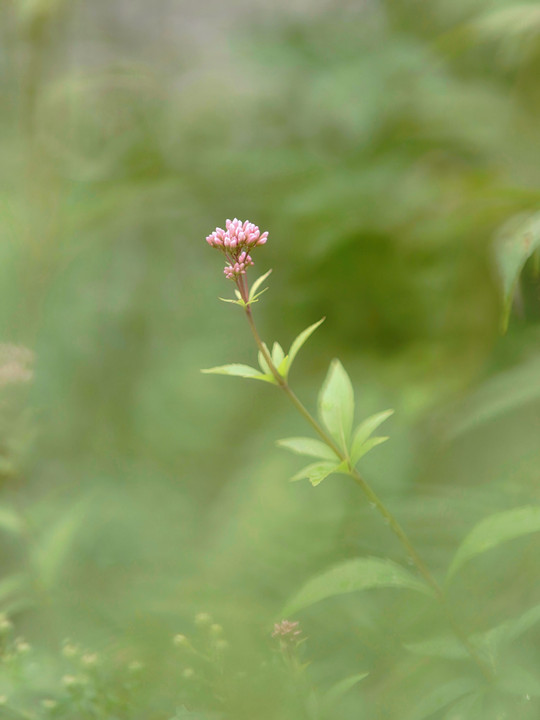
[219,296,245,306]
[447,506,540,581]
[283,557,435,615]
[318,360,354,451]
[494,212,540,332]
[443,692,485,720]
[290,460,347,487]
[351,436,389,464]
[277,437,339,461]
[248,269,272,303]
[408,601,540,666]
[500,663,540,698]
[257,347,272,375]
[350,409,394,464]
[325,673,368,705]
[271,342,285,369]
[405,679,479,720]
[284,318,325,377]
[201,364,275,384]
[405,634,468,661]
[479,602,540,661]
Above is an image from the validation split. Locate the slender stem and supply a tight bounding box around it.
[243,302,494,682]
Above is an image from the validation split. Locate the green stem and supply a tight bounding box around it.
[243,304,494,683]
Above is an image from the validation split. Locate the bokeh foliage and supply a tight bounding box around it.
[1,0,540,717]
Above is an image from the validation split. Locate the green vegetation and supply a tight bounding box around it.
[0,1,540,717]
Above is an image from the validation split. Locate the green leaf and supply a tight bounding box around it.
[406,679,479,720]
[443,692,485,720]
[257,346,272,375]
[351,436,389,465]
[35,501,89,587]
[248,269,272,302]
[277,354,289,376]
[350,409,394,463]
[447,506,540,581]
[271,342,285,368]
[404,634,468,661]
[500,663,540,698]
[494,212,540,332]
[290,461,345,487]
[411,602,540,666]
[277,437,339,461]
[479,602,540,660]
[318,360,355,451]
[286,318,325,376]
[325,673,368,705]
[283,557,435,615]
[201,363,275,384]
[219,296,245,306]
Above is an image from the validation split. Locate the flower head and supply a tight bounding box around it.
[272,620,302,645]
[206,219,268,284]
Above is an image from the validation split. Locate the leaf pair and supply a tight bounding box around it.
[219,269,273,308]
[201,317,325,384]
[279,360,393,486]
[406,506,540,664]
[282,506,540,663]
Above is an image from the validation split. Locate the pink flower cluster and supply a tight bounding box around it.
[206,218,268,281]
[272,620,302,644]
[223,251,253,279]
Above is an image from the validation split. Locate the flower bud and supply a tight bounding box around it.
[173,634,189,647]
[194,612,212,627]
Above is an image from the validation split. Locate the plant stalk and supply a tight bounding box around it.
[243,302,494,682]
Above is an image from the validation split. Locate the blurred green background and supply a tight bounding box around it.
[1,0,540,717]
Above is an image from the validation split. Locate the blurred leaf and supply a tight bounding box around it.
[447,506,540,581]
[201,364,275,384]
[405,634,468,661]
[325,672,368,705]
[443,691,486,720]
[0,507,24,536]
[290,460,346,487]
[406,678,479,720]
[16,0,68,23]
[447,356,540,439]
[494,212,540,332]
[318,360,354,451]
[480,602,540,661]
[474,5,540,42]
[277,436,338,461]
[411,602,540,666]
[34,502,88,588]
[283,557,435,615]
[285,318,325,377]
[500,663,540,698]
